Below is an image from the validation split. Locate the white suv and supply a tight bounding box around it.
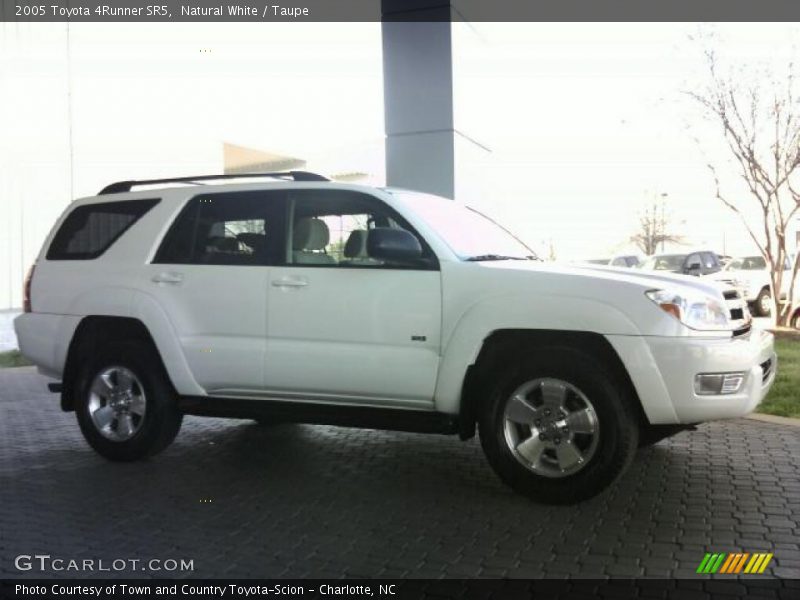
[14,172,777,504]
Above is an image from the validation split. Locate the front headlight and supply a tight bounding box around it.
[646,289,730,331]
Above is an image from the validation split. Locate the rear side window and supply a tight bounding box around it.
[47,199,160,260]
[153,191,280,266]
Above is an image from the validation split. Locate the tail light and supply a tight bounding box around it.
[23,264,35,313]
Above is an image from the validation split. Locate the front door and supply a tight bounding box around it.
[264,189,442,408]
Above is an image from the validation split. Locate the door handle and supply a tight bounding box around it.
[152,272,184,285]
[271,277,308,288]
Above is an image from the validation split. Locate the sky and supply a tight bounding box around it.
[4,21,800,280]
[454,23,800,259]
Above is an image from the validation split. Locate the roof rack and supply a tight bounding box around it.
[98,170,329,195]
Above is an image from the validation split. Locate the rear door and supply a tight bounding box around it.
[263,189,442,408]
[147,190,282,394]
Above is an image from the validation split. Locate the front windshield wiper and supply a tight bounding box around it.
[465,254,534,262]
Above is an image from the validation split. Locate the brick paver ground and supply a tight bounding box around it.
[1,367,798,580]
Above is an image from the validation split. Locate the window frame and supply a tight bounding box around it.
[277,190,439,271]
[152,190,284,267]
[46,198,160,261]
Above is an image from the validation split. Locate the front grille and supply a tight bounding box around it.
[761,358,773,383]
[722,287,751,333]
[732,324,752,337]
[761,360,772,383]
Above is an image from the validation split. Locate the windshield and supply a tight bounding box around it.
[392,191,536,260]
[639,254,687,271]
[727,256,767,271]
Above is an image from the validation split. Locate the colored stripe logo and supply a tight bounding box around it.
[696,552,773,574]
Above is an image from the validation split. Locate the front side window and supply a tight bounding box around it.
[154,192,277,265]
[285,190,435,269]
[639,254,687,271]
[702,253,717,269]
[47,199,159,260]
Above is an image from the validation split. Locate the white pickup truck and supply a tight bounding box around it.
[713,255,793,317]
[14,173,777,504]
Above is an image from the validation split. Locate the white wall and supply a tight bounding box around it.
[1,24,72,310]
[0,23,384,310]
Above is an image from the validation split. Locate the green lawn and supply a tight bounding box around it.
[0,349,31,368]
[759,334,800,418]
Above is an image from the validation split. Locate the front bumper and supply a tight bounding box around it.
[607,329,777,424]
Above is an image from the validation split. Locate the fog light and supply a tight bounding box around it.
[694,372,746,395]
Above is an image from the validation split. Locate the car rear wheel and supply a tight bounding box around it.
[479,347,639,504]
[75,340,183,461]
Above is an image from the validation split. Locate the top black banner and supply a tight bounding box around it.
[3,0,800,22]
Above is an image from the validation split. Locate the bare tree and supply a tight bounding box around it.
[630,197,684,256]
[688,44,800,325]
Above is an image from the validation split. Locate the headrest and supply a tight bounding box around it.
[344,230,368,258]
[293,218,330,251]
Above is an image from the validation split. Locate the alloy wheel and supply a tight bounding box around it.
[87,366,147,441]
[503,377,600,478]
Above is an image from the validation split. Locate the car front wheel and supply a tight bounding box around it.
[754,288,772,317]
[479,347,639,504]
[75,340,183,461]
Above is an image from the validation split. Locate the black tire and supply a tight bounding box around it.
[791,309,800,330]
[754,288,772,317]
[478,346,639,505]
[75,340,183,461]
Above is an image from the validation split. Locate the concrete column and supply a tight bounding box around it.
[382,2,489,200]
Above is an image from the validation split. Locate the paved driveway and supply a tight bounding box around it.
[1,367,798,581]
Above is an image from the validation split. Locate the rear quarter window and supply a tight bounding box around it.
[46,199,160,260]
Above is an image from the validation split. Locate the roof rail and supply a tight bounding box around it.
[98,170,329,195]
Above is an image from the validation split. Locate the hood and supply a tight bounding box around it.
[468,260,747,336]
[548,262,732,298]
[477,260,731,299]
[711,268,766,282]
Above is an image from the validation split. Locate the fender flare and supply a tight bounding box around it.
[62,286,204,398]
[434,293,642,416]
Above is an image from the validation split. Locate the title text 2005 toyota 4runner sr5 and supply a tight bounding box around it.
[15,172,777,504]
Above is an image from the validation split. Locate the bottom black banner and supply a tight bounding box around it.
[1,579,798,600]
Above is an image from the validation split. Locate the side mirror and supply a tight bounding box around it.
[367,228,422,262]
[687,263,701,275]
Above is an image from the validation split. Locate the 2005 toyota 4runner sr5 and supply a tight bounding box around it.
[15,172,777,504]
